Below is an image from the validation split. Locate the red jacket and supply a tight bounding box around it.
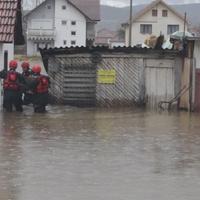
[35,75,49,94]
[3,71,20,91]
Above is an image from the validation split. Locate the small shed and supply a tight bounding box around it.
[41,46,182,108]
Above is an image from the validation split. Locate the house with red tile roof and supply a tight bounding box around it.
[0,0,24,107]
[24,0,100,56]
[0,0,24,70]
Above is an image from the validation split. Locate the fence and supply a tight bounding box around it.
[41,47,182,108]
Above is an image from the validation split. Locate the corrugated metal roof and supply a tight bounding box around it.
[0,0,19,43]
[40,46,179,56]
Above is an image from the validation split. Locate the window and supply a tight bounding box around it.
[167,25,179,34]
[62,5,66,10]
[71,31,76,36]
[162,10,168,17]
[61,20,67,25]
[63,40,67,45]
[71,40,76,45]
[71,21,76,25]
[140,24,152,34]
[152,9,157,17]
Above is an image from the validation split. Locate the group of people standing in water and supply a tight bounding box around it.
[0,60,50,113]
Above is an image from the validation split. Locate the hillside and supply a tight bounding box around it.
[98,3,200,30]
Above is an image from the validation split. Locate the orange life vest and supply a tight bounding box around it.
[35,76,49,94]
[3,71,19,91]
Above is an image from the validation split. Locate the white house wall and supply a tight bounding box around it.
[26,0,87,56]
[0,44,3,71]
[125,3,187,46]
[86,22,96,40]
[0,43,14,108]
[194,41,200,69]
[54,0,86,47]
[27,0,54,29]
[3,43,14,65]
[26,0,55,56]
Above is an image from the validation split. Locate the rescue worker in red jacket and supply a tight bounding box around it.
[31,64,50,113]
[0,60,25,112]
[21,61,33,105]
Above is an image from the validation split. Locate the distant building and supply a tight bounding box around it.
[24,0,100,56]
[122,0,188,47]
[95,29,125,48]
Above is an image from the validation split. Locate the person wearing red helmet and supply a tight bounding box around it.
[21,61,32,77]
[30,64,50,113]
[21,61,33,105]
[0,60,25,112]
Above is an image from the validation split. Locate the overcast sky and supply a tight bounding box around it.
[101,0,200,7]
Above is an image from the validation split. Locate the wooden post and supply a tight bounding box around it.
[183,12,187,38]
[4,50,8,71]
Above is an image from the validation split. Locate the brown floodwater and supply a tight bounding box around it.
[0,106,200,200]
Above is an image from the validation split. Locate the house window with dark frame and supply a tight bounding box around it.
[71,40,76,45]
[162,10,168,17]
[61,20,67,25]
[71,31,76,36]
[63,40,67,45]
[167,25,179,34]
[152,9,158,17]
[62,5,66,10]
[140,24,152,34]
[71,21,76,25]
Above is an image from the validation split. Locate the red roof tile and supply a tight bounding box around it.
[0,0,19,43]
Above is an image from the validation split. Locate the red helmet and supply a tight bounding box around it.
[21,61,30,69]
[32,64,41,74]
[9,60,18,69]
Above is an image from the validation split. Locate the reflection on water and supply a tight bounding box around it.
[0,106,200,200]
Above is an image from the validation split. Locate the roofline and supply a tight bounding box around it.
[24,0,95,21]
[67,0,92,21]
[24,0,49,18]
[122,0,188,27]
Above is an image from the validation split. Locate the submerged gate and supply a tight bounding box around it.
[49,55,96,106]
[48,53,143,107]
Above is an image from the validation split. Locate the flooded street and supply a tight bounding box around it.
[0,106,200,200]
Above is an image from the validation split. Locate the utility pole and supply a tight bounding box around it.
[183,12,187,38]
[129,0,133,46]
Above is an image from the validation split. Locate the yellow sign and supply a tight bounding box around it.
[97,69,116,84]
